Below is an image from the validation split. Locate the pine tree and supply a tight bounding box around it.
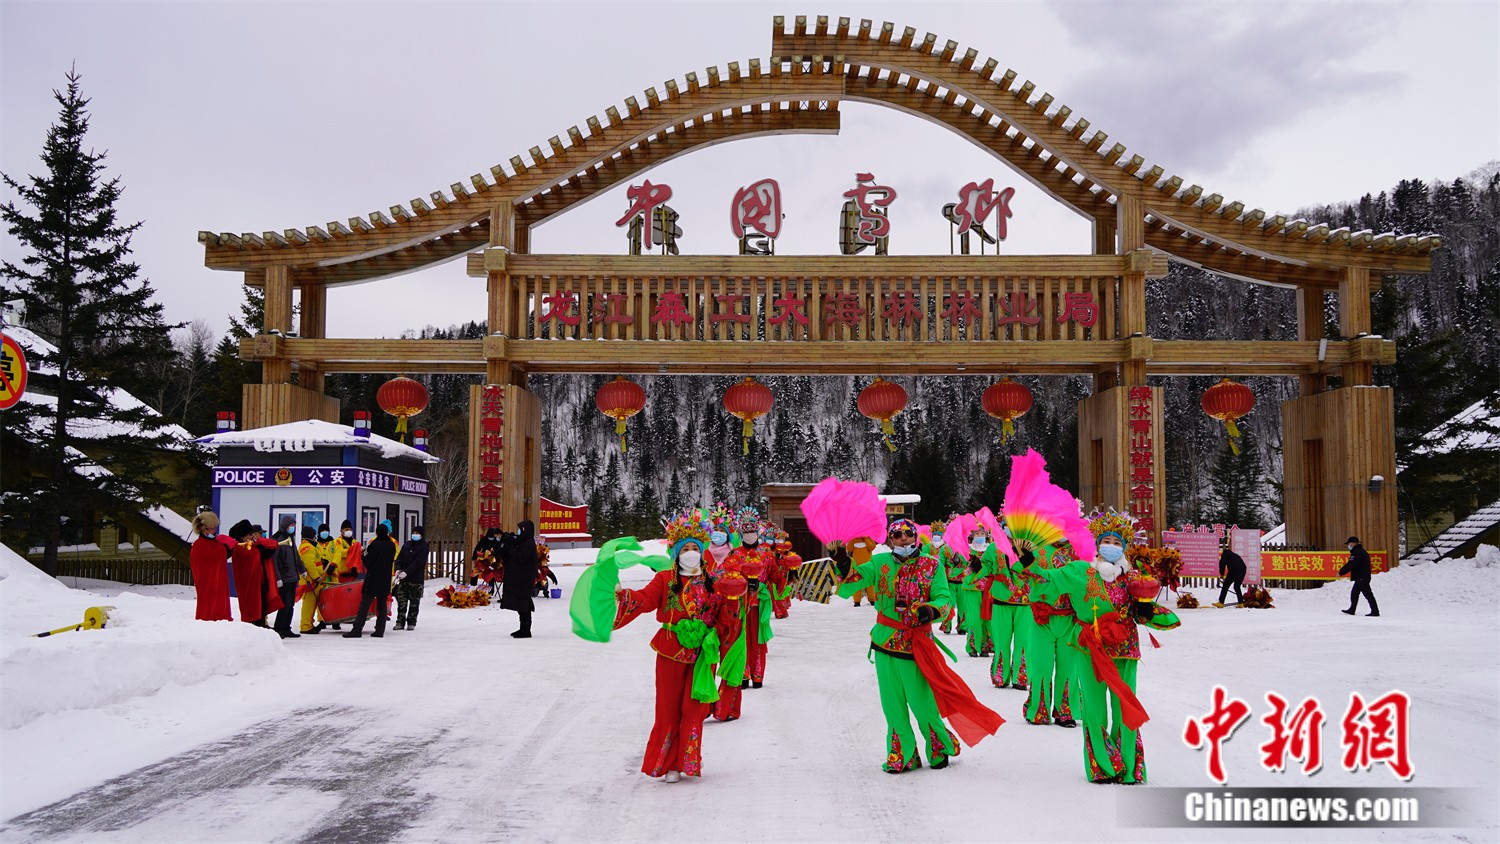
[1,70,181,573]
[1204,429,1268,528]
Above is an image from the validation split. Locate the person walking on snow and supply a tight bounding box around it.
[967,525,1030,690]
[611,516,744,782]
[270,528,303,639]
[712,508,782,720]
[393,525,428,630]
[1215,539,1246,607]
[344,522,396,638]
[835,518,1004,773]
[1339,536,1380,617]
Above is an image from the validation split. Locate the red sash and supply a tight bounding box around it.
[1031,602,1069,625]
[877,614,1004,747]
[1074,614,1150,730]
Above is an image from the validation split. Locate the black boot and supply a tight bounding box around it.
[342,630,363,638]
[1341,609,1356,615]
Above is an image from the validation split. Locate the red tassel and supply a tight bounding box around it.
[1149,632,1161,649]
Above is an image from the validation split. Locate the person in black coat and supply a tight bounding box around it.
[498,520,539,638]
[345,523,397,638]
[270,529,304,639]
[1339,535,1380,617]
[1215,541,1247,606]
[393,527,429,631]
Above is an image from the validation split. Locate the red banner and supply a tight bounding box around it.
[539,496,588,535]
[1261,550,1389,580]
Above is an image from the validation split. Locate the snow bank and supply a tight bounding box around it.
[0,545,287,730]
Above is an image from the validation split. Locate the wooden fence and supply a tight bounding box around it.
[53,558,195,587]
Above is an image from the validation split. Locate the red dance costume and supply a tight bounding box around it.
[190,535,236,621]
[230,538,284,624]
[713,542,783,720]
[615,569,741,778]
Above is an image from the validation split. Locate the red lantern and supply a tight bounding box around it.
[595,376,647,452]
[723,376,774,456]
[376,376,429,443]
[981,377,1033,445]
[1202,377,1256,455]
[857,377,908,452]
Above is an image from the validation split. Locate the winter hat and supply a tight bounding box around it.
[1346,536,1361,545]
[341,519,354,532]
[301,526,317,541]
[228,519,254,541]
[191,511,219,536]
[887,518,920,539]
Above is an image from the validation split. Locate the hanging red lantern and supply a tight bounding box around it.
[376,376,429,443]
[1202,377,1255,456]
[857,377,908,452]
[981,377,1033,445]
[723,376,774,456]
[595,376,647,452]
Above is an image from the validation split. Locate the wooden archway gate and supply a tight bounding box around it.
[202,16,1434,559]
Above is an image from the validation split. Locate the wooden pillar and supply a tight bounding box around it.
[1116,196,1147,386]
[465,383,543,558]
[1297,286,1327,396]
[1078,385,1166,545]
[1338,267,1373,386]
[297,283,327,393]
[488,204,516,336]
[261,266,293,384]
[1281,387,1398,558]
[1093,216,1120,391]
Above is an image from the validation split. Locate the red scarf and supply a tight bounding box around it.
[1074,614,1150,730]
[877,614,1004,747]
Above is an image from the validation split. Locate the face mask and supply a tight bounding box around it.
[710,531,728,546]
[970,538,989,551]
[411,533,422,542]
[1099,544,1125,563]
[893,544,916,558]
[319,531,331,541]
[342,530,353,539]
[742,532,759,545]
[678,550,702,572]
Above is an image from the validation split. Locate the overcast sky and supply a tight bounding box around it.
[2,1,1496,341]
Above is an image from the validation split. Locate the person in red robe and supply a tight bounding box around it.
[228,520,284,627]
[713,509,784,721]
[613,520,742,782]
[189,511,235,621]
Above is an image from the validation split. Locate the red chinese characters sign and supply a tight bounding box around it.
[730,178,782,241]
[1261,550,1390,580]
[476,385,505,531]
[1127,386,1156,534]
[615,180,673,250]
[538,496,589,535]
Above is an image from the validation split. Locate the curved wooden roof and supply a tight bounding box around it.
[201,17,1438,288]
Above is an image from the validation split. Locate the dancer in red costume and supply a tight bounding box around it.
[713,508,784,720]
[189,510,235,621]
[611,516,743,782]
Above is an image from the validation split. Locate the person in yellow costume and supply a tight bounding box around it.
[298,525,333,634]
[326,519,364,582]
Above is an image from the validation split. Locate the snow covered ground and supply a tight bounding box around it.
[1,543,1497,842]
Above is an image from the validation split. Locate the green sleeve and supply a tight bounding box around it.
[1025,558,1090,606]
[835,559,875,599]
[1142,604,1181,630]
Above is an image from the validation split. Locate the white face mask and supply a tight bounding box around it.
[343,530,353,539]
[678,550,702,573]
[892,544,916,558]
[970,538,989,551]
[742,532,759,546]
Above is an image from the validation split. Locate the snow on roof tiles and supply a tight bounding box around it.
[196,419,440,464]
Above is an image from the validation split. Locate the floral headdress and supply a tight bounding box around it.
[664,510,711,559]
[734,506,763,534]
[1087,507,1141,546]
[707,502,733,536]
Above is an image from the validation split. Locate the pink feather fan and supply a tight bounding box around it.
[1002,450,1096,562]
[974,506,1018,563]
[800,477,887,545]
[943,513,978,563]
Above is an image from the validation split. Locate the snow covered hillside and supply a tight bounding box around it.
[1,546,1496,842]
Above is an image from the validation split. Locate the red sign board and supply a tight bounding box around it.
[539,496,588,535]
[1261,550,1389,580]
[0,333,28,411]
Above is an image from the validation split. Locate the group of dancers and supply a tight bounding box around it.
[573,451,1180,786]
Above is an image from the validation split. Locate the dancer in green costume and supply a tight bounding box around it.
[835,519,1004,772]
[1017,543,1079,727]
[965,527,1030,689]
[1019,509,1179,783]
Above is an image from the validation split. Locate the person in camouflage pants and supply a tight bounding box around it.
[394,527,428,630]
